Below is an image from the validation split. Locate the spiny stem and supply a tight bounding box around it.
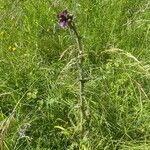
[57,9,88,139]
[70,23,86,137]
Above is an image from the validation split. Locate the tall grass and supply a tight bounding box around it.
[1,0,150,149]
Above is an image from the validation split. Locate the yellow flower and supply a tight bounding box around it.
[8,45,16,51]
[12,47,16,51]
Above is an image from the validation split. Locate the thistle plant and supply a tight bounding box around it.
[57,10,87,140]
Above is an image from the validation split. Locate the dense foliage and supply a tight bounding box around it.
[1,0,150,149]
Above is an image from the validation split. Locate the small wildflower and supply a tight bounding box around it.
[8,43,17,51]
[12,47,16,51]
[57,10,73,28]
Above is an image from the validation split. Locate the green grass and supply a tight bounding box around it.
[0,0,150,149]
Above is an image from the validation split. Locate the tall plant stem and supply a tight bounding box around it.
[70,23,86,137]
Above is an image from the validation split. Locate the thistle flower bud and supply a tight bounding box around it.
[57,10,73,28]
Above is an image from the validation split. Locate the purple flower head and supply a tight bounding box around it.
[57,10,73,28]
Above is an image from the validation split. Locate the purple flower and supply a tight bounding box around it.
[57,10,73,28]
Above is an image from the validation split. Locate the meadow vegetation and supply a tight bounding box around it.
[0,0,150,149]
